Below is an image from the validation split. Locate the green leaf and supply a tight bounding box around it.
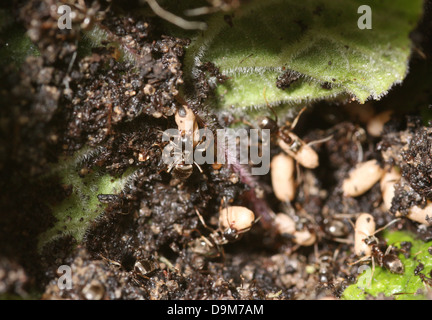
[183,0,424,114]
[342,231,432,300]
[37,148,138,251]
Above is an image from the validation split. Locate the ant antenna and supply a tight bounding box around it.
[306,135,334,147]
[194,161,204,173]
[221,196,231,229]
[195,207,214,233]
[290,107,307,130]
[263,87,279,123]
[372,218,401,236]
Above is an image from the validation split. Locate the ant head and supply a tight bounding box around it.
[223,227,242,242]
[219,197,256,243]
[258,116,279,133]
[364,235,378,246]
[174,164,193,178]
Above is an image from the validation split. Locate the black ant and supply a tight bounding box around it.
[350,216,404,287]
[364,237,405,275]
[414,262,432,288]
[256,88,332,169]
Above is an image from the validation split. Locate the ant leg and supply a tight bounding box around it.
[333,248,340,261]
[295,160,302,189]
[263,87,279,123]
[331,237,354,245]
[242,119,258,129]
[253,215,262,225]
[195,208,215,233]
[356,140,364,163]
[221,196,232,231]
[314,242,319,262]
[166,163,174,173]
[384,244,397,256]
[348,255,371,266]
[368,257,375,288]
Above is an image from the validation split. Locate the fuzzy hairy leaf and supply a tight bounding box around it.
[37,148,138,251]
[342,231,432,300]
[183,0,424,113]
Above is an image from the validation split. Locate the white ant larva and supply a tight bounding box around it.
[354,213,376,257]
[270,153,296,202]
[396,202,432,226]
[274,213,316,246]
[380,166,401,211]
[218,205,256,242]
[366,110,393,137]
[379,167,431,226]
[195,201,257,248]
[218,205,255,240]
[342,160,384,197]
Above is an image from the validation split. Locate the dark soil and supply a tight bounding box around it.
[0,0,431,300]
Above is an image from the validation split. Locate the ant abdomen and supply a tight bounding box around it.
[382,253,404,274]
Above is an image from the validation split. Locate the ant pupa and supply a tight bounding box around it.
[380,166,401,211]
[271,153,296,203]
[194,199,257,251]
[342,160,384,197]
[380,167,432,226]
[366,110,393,137]
[274,212,316,246]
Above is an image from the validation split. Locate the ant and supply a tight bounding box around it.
[165,133,203,180]
[193,198,258,258]
[316,250,337,286]
[257,88,332,169]
[414,262,432,288]
[350,215,404,287]
[363,237,405,275]
[164,103,208,180]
